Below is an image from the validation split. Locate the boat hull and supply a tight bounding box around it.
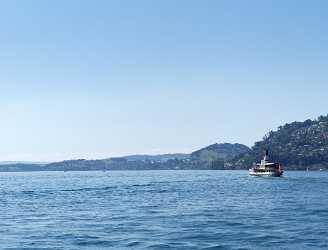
[249,170,283,177]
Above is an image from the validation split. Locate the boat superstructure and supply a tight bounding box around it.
[249,150,283,177]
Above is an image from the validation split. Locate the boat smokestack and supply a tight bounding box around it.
[263,149,269,161]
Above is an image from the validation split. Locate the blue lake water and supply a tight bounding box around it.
[0,170,327,249]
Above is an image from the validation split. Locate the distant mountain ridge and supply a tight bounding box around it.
[191,143,251,161]
[0,161,47,165]
[0,143,249,172]
[2,114,328,172]
[120,154,190,162]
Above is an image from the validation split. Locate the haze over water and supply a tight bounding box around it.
[1,170,327,249]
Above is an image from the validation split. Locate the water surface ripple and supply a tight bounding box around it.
[0,170,327,249]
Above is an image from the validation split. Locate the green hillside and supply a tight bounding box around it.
[232,115,328,170]
[191,143,250,161]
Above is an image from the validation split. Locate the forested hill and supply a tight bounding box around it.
[231,115,328,170]
[191,143,250,162]
[0,143,250,171]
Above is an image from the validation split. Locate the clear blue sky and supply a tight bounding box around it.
[1,0,328,161]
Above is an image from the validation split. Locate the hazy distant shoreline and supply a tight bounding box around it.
[3,114,328,172]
